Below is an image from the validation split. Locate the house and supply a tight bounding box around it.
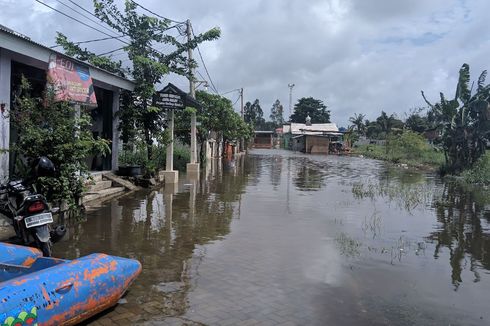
[0,25,135,180]
[284,116,342,154]
[253,131,274,149]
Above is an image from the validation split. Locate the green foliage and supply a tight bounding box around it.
[349,113,366,135]
[354,130,444,167]
[55,33,127,77]
[56,0,221,159]
[244,99,266,129]
[10,77,110,207]
[290,97,330,123]
[422,63,490,173]
[364,111,404,140]
[460,152,490,185]
[269,99,284,128]
[173,144,190,172]
[176,91,253,145]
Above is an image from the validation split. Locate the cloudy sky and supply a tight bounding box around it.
[1,0,488,126]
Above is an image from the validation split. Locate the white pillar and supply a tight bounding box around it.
[166,109,174,171]
[190,112,197,163]
[164,109,178,184]
[0,50,11,182]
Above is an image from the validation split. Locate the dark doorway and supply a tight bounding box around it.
[89,86,113,171]
[9,61,47,176]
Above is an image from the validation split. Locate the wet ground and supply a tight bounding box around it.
[51,150,490,325]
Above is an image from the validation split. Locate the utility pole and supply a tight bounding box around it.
[240,88,244,118]
[239,88,244,152]
[186,19,199,175]
[288,83,295,120]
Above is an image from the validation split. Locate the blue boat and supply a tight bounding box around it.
[0,242,141,325]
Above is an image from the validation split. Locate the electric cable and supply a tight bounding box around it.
[191,27,219,94]
[128,0,184,24]
[54,0,124,38]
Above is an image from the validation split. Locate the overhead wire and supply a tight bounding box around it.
[97,47,125,56]
[34,0,131,42]
[128,0,185,24]
[49,35,125,48]
[53,0,124,38]
[191,27,219,94]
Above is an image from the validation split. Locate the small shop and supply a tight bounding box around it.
[0,25,134,179]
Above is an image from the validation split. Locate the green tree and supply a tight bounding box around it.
[349,113,366,135]
[56,0,220,159]
[269,99,284,128]
[175,91,253,160]
[405,111,429,133]
[244,99,265,129]
[290,97,330,123]
[422,63,490,173]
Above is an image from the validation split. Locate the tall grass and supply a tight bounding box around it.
[354,131,444,168]
[460,152,490,185]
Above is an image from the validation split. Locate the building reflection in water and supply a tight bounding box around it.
[54,155,250,318]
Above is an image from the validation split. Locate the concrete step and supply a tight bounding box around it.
[90,172,104,182]
[82,186,126,204]
[87,180,113,192]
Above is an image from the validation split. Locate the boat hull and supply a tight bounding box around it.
[0,246,141,326]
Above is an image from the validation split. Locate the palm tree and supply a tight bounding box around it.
[349,113,366,135]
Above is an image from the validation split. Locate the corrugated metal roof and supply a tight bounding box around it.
[290,122,339,135]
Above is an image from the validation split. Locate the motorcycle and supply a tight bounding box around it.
[0,157,66,256]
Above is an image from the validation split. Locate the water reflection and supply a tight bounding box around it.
[54,155,250,321]
[428,182,490,290]
[50,150,490,325]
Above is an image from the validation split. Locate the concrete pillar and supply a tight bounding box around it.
[187,111,200,174]
[164,109,178,184]
[112,88,121,170]
[0,50,11,182]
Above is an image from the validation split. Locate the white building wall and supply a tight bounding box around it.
[0,49,11,182]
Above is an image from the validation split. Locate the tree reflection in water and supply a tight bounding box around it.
[55,154,250,320]
[428,182,490,290]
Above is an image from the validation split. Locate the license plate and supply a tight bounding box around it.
[24,213,53,228]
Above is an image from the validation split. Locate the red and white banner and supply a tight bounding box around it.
[47,54,97,106]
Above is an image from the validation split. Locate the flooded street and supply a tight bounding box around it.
[54,150,490,325]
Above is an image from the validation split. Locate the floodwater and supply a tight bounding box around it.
[53,150,490,325]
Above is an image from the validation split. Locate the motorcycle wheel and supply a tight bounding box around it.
[36,240,52,257]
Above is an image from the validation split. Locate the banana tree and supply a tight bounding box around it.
[422,64,490,173]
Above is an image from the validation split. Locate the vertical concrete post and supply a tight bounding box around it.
[163,109,178,184]
[166,109,174,171]
[112,88,120,170]
[0,50,11,182]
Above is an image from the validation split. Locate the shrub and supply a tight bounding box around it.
[10,77,110,207]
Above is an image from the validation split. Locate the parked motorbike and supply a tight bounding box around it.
[0,157,66,256]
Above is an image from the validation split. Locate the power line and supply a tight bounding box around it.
[128,0,184,24]
[97,47,125,56]
[54,0,123,38]
[50,35,125,48]
[34,0,130,42]
[232,94,241,107]
[221,88,240,96]
[191,28,219,94]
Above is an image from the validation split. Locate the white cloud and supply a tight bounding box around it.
[1,0,488,126]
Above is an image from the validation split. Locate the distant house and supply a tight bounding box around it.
[253,130,274,149]
[284,116,342,154]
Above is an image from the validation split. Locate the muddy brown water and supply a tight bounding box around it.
[52,150,490,325]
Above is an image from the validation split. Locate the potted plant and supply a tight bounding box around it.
[117,144,148,177]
